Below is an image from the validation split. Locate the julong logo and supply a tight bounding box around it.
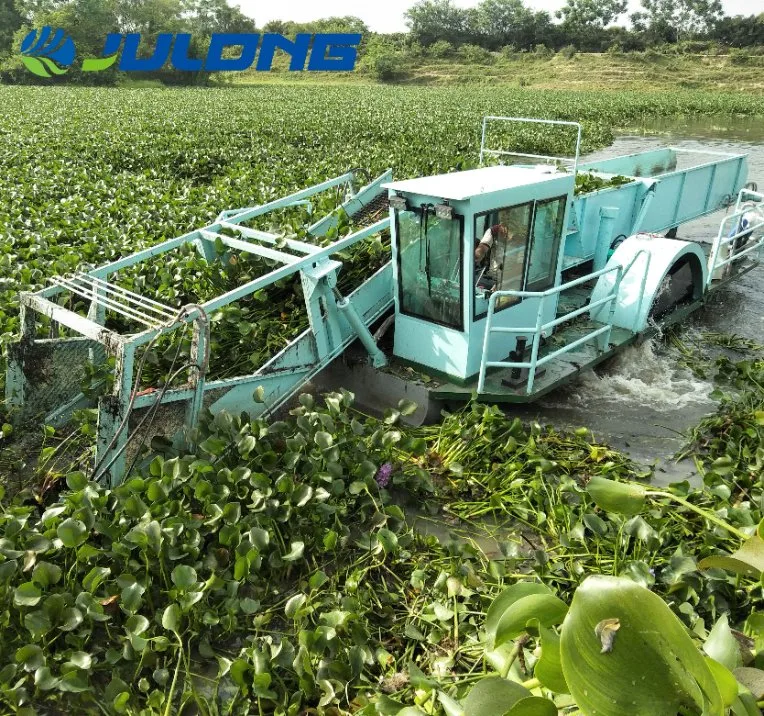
[20,28,361,77]
[21,27,76,78]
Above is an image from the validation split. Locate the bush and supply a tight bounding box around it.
[729,48,750,66]
[428,40,454,59]
[642,47,663,62]
[406,42,426,59]
[607,42,624,55]
[500,44,518,59]
[372,53,403,81]
[534,44,553,58]
[459,44,493,64]
[558,44,577,60]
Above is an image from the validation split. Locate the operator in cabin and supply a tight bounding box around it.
[474,223,508,291]
[474,223,507,288]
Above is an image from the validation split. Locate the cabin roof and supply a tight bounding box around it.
[383,165,566,202]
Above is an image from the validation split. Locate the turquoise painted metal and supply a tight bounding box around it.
[383,117,763,399]
[6,117,764,484]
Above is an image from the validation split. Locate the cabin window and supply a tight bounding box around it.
[396,207,464,329]
[474,202,533,317]
[526,196,566,292]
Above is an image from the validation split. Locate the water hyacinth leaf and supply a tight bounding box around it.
[461,677,531,716]
[560,575,723,716]
[126,615,150,636]
[25,610,52,639]
[60,607,83,632]
[66,472,88,491]
[437,691,464,716]
[121,582,145,613]
[67,651,93,671]
[378,528,398,553]
[732,693,761,716]
[250,528,269,550]
[59,669,90,692]
[282,541,305,562]
[285,593,307,619]
[582,513,608,536]
[171,565,197,590]
[533,625,568,694]
[162,604,181,634]
[505,696,558,715]
[485,582,553,646]
[315,431,333,450]
[703,614,742,671]
[57,518,88,548]
[81,566,109,593]
[309,570,328,590]
[35,665,59,691]
[494,594,568,648]
[709,456,735,477]
[585,476,646,516]
[14,582,42,607]
[704,657,738,708]
[698,536,764,578]
[15,645,44,671]
[398,399,418,416]
[240,598,260,614]
[620,560,656,588]
[408,662,436,690]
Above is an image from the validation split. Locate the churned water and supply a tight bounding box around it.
[572,339,715,410]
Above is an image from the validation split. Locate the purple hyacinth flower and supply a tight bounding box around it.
[375,462,393,488]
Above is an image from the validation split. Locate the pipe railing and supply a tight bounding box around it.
[707,189,764,286]
[479,117,583,175]
[476,249,651,396]
[477,264,623,395]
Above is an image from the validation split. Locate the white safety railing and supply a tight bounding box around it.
[477,250,651,396]
[479,117,583,175]
[707,188,764,286]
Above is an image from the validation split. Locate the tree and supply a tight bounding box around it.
[404,0,470,46]
[710,13,764,47]
[114,0,185,34]
[0,0,23,58]
[634,0,723,41]
[556,0,627,29]
[181,0,255,35]
[36,0,120,59]
[470,0,539,50]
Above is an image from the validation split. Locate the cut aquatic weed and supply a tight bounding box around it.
[1,389,764,713]
[0,391,514,714]
[407,401,761,630]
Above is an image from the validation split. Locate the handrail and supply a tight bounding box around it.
[477,263,623,395]
[707,188,764,286]
[476,250,651,395]
[479,117,583,175]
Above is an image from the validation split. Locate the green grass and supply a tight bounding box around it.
[231,51,764,92]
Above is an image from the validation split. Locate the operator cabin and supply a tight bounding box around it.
[384,164,570,382]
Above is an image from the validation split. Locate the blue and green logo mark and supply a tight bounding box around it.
[21,27,76,78]
[20,28,361,77]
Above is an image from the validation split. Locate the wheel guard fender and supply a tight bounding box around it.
[589,234,707,333]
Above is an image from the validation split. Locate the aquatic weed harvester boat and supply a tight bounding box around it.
[7,117,764,484]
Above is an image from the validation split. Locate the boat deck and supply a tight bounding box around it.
[429,254,759,403]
